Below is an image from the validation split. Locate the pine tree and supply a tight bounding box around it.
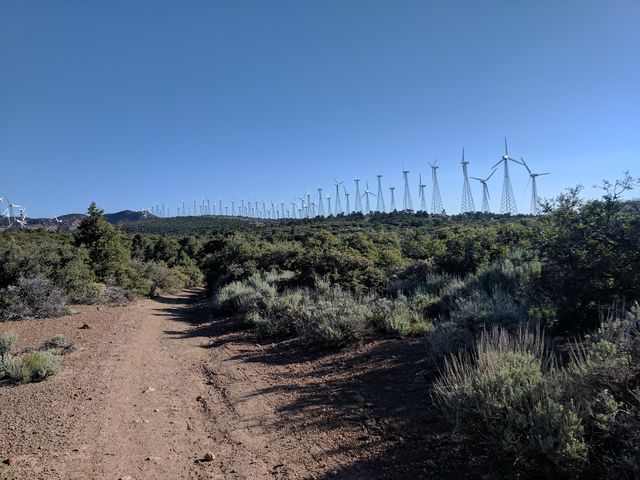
[75,203,130,284]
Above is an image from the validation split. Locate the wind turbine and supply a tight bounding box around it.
[298,195,307,218]
[317,188,324,216]
[354,179,363,213]
[429,160,445,214]
[521,157,550,215]
[344,185,351,214]
[376,174,385,212]
[460,147,475,213]
[333,178,344,214]
[389,183,396,211]
[470,169,498,213]
[361,182,376,214]
[492,138,522,215]
[327,195,332,216]
[418,174,427,212]
[402,162,413,211]
[0,195,14,229]
[14,205,27,229]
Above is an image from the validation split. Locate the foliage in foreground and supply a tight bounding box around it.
[0,332,71,383]
[434,309,640,477]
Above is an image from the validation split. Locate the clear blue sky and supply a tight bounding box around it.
[1,0,638,217]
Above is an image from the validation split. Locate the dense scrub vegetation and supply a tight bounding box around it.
[1,175,639,476]
[0,203,202,319]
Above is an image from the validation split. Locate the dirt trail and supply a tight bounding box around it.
[1,291,476,480]
[1,292,221,479]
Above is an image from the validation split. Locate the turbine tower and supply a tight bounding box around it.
[460,148,475,213]
[521,158,550,215]
[376,175,385,212]
[389,184,396,211]
[429,161,444,214]
[418,174,427,212]
[354,179,363,213]
[429,160,445,215]
[402,163,413,211]
[470,169,498,213]
[333,178,343,214]
[362,182,376,214]
[492,138,522,215]
[327,195,332,216]
[344,186,351,214]
[317,188,324,216]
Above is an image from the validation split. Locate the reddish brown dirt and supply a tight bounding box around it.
[1,290,488,480]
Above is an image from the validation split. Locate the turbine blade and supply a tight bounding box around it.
[486,168,498,181]
[504,137,508,156]
[520,157,532,174]
[491,159,503,169]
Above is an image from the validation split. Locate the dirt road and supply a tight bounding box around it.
[1,291,477,480]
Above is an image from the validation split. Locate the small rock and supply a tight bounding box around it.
[145,387,156,393]
[118,476,133,480]
[2,457,15,465]
[203,452,215,462]
[79,323,91,329]
[353,395,365,403]
[153,409,159,413]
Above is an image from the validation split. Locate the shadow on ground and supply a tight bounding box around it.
[156,290,500,480]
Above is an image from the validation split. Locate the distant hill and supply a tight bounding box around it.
[21,210,156,231]
[105,210,155,224]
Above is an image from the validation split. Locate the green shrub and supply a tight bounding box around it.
[2,354,23,382]
[371,296,432,336]
[471,250,542,299]
[449,288,527,332]
[434,327,588,473]
[250,289,306,339]
[20,350,60,382]
[104,286,134,304]
[297,287,371,347]
[425,321,474,366]
[0,331,16,356]
[1,276,68,320]
[144,261,186,295]
[71,281,107,304]
[215,273,277,314]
